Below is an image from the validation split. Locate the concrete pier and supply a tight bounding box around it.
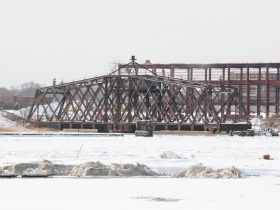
[135,120,153,137]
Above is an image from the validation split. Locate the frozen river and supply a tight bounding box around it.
[0,134,280,209]
[1,134,280,176]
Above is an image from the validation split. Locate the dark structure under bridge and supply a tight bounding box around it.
[27,57,251,132]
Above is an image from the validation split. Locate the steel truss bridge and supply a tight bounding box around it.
[27,57,251,132]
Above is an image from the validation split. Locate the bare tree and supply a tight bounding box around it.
[10,85,20,96]
[0,87,12,96]
[0,87,13,103]
[11,81,43,97]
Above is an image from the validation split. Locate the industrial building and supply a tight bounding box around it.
[118,61,280,119]
[0,95,34,110]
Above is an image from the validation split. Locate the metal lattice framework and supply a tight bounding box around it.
[118,61,280,119]
[27,73,250,132]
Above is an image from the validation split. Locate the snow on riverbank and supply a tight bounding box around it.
[0,114,24,129]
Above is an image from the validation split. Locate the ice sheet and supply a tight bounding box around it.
[0,134,279,176]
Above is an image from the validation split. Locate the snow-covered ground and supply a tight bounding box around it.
[0,134,280,209]
[0,113,24,129]
[0,177,279,210]
[4,107,29,118]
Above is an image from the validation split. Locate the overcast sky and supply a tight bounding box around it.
[0,0,280,88]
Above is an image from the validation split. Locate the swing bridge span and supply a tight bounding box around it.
[27,57,251,132]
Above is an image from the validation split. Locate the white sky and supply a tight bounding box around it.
[0,0,280,88]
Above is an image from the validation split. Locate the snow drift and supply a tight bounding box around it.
[143,151,187,159]
[0,160,158,177]
[1,161,242,179]
[0,114,24,129]
[171,163,242,178]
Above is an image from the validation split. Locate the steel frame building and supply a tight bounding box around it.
[118,62,280,119]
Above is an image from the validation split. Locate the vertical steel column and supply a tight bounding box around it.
[37,95,40,121]
[266,65,269,118]
[205,68,207,81]
[257,84,261,115]
[227,66,230,86]
[145,93,149,119]
[239,68,243,111]
[128,78,132,122]
[257,67,261,115]
[276,83,279,116]
[258,67,261,80]
[104,78,108,125]
[209,66,211,82]
[158,82,162,121]
[220,68,226,117]
[171,66,174,78]
[277,67,280,115]
[246,66,250,115]
[152,67,156,75]
[204,88,207,119]
[116,78,120,129]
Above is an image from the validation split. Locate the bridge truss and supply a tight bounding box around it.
[27,76,250,132]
